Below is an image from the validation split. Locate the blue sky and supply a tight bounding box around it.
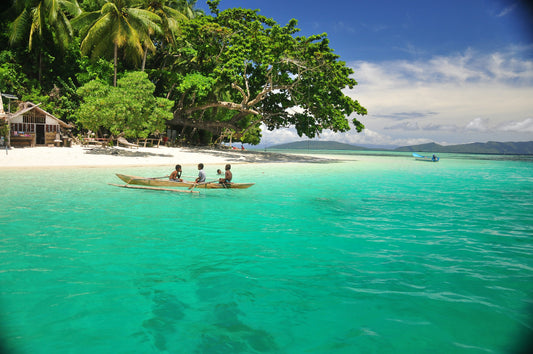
[197,0,533,147]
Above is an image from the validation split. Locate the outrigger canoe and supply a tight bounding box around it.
[413,153,439,162]
[115,174,255,189]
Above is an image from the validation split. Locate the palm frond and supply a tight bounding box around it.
[28,4,44,50]
[80,14,114,56]
[48,0,60,23]
[60,0,82,17]
[9,8,31,45]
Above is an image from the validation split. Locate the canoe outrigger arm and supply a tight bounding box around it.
[108,183,200,194]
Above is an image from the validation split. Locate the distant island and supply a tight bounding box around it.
[266,140,533,155]
[268,141,370,151]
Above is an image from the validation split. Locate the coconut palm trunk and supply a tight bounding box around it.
[141,44,148,72]
[114,42,118,86]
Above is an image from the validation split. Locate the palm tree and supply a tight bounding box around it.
[73,0,161,86]
[8,0,81,82]
[175,0,204,19]
[140,0,187,71]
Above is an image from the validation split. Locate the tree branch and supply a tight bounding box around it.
[183,101,259,116]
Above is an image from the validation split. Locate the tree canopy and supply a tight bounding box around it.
[76,71,173,138]
[160,1,366,144]
[0,0,367,145]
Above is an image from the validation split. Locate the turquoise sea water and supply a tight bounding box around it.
[1,151,532,353]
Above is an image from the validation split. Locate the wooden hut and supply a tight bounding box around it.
[6,102,74,147]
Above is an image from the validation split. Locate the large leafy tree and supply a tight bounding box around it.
[76,71,173,138]
[166,0,366,144]
[73,0,161,86]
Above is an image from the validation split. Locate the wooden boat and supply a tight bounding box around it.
[115,174,255,189]
[413,153,439,162]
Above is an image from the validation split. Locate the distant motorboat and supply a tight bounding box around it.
[413,153,439,162]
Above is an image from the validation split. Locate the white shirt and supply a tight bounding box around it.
[197,169,206,182]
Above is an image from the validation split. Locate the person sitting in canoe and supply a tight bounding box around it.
[169,164,183,182]
[219,164,232,184]
[432,154,437,161]
[196,163,206,183]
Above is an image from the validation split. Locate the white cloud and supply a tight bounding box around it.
[496,4,517,17]
[334,21,356,34]
[423,123,458,132]
[499,118,533,132]
[319,128,432,147]
[465,117,490,132]
[344,47,533,145]
[385,121,420,130]
[261,126,300,146]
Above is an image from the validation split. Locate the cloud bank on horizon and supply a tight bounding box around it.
[201,0,533,147]
[343,46,533,146]
[263,45,533,147]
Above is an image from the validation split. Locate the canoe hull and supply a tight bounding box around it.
[415,158,439,162]
[412,153,439,162]
[116,174,254,189]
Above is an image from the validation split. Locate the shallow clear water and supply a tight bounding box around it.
[1,152,532,353]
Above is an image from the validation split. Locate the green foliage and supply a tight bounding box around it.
[241,124,261,145]
[1,0,367,146]
[0,50,30,95]
[49,77,82,123]
[0,123,9,138]
[166,4,366,144]
[76,71,173,138]
[73,0,162,85]
[8,0,81,51]
[21,87,51,110]
[75,79,111,133]
[178,72,215,99]
[78,0,107,12]
[76,57,114,85]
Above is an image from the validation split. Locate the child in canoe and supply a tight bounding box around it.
[219,164,232,184]
[169,164,183,182]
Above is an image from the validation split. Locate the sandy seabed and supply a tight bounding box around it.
[0,145,341,169]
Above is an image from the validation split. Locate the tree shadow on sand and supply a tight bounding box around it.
[85,146,337,163]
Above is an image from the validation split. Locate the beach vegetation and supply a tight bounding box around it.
[0,0,366,146]
[76,71,173,139]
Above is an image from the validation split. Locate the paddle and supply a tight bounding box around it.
[149,175,169,179]
[108,183,199,194]
[188,179,219,190]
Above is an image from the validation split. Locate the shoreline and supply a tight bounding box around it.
[0,145,339,169]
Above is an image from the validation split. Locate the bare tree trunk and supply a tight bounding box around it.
[38,50,42,84]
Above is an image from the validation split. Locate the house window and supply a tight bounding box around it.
[23,115,45,124]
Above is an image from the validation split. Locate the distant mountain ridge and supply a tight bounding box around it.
[268,140,533,155]
[394,141,533,154]
[268,141,370,150]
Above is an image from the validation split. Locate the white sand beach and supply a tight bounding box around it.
[0,145,340,169]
